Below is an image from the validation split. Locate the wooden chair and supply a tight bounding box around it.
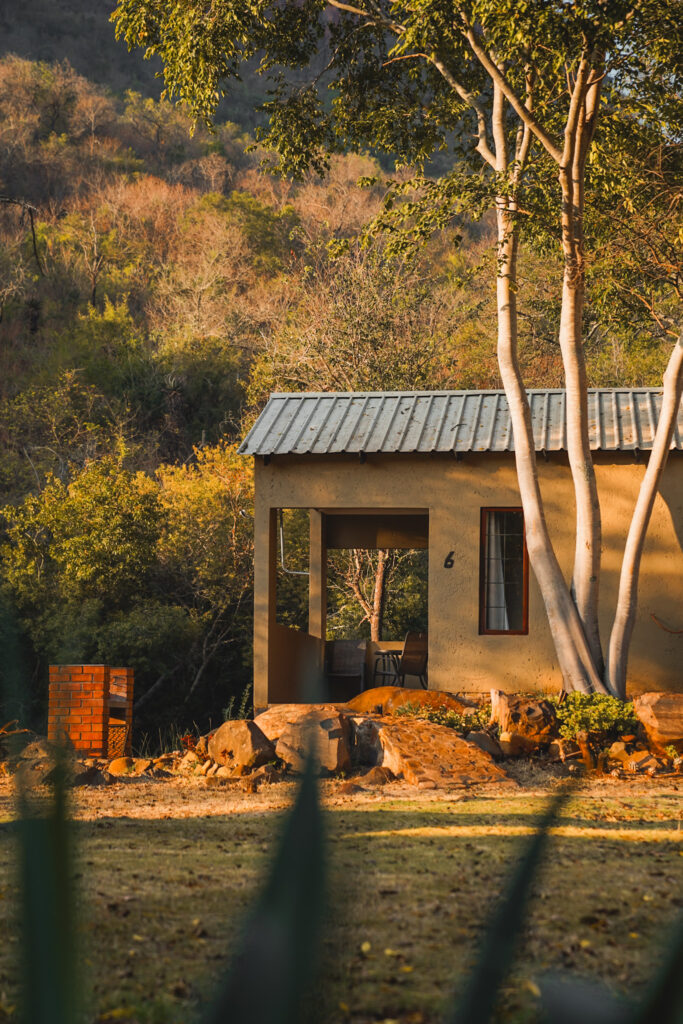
[324,639,367,701]
[373,631,428,689]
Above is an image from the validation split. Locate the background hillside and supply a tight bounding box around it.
[0,0,317,131]
[0,0,162,95]
[0,14,671,740]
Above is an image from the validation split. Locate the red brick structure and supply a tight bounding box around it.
[108,667,134,757]
[47,665,134,757]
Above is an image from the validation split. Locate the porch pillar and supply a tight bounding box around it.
[309,509,327,670]
[253,501,277,712]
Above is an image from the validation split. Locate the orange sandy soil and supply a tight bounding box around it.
[0,766,681,1024]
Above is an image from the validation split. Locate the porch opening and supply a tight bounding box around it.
[268,507,428,704]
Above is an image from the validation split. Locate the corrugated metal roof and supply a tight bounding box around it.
[238,389,683,456]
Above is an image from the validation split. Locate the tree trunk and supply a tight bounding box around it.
[556,72,604,674]
[369,549,388,642]
[558,258,603,670]
[495,204,606,693]
[605,335,683,698]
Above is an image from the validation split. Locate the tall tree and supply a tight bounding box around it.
[113,0,683,695]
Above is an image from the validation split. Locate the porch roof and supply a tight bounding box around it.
[239,389,683,457]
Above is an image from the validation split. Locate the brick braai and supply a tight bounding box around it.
[47,665,134,757]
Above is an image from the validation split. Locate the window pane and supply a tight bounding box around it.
[482,510,526,632]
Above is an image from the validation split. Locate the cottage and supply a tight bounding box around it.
[239,389,683,709]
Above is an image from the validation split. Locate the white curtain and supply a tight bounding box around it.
[486,512,509,630]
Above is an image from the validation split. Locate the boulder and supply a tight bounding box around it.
[14,760,56,788]
[361,765,395,786]
[346,687,405,714]
[275,741,306,774]
[250,763,285,784]
[624,749,661,773]
[13,737,56,764]
[195,735,209,758]
[384,688,478,715]
[254,704,352,775]
[607,740,629,763]
[351,717,510,789]
[179,751,199,770]
[208,720,275,773]
[346,687,475,716]
[205,775,236,788]
[0,727,39,762]
[490,691,557,751]
[107,757,136,776]
[152,755,175,770]
[72,765,111,787]
[633,692,683,754]
[467,731,503,760]
[497,731,528,757]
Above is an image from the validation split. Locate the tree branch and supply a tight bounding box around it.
[0,196,45,276]
[460,23,563,163]
[429,53,497,168]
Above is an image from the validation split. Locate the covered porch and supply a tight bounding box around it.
[253,506,428,709]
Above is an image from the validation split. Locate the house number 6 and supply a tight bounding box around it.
[443,551,455,569]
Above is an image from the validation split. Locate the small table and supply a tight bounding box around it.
[373,649,403,686]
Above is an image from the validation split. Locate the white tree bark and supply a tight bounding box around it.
[556,63,604,672]
[605,335,683,698]
[495,204,607,693]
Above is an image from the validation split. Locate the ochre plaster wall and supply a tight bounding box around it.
[253,453,682,701]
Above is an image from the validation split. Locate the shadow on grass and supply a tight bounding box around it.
[1,797,680,1024]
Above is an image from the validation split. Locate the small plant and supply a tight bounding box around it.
[551,692,638,742]
[663,744,681,763]
[393,701,490,735]
[223,682,253,721]
[133,722,188,757]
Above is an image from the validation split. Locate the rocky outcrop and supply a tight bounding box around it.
[383,688,478,715]
[345,687,405,714]
[349,716,510,789]
[254,704,352,775]
[633,692,683,755]
[490,691,557,753]
[346,686,475,715]
[208,720,275,773]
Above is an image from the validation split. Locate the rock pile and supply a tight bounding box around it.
[3,686,681,793]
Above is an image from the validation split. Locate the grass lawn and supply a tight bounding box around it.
[0,770,681,1023]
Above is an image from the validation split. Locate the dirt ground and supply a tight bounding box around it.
[0,766,681,1024]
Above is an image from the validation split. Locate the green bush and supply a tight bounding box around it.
[551,692,639,742]
[393,701,490,735]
